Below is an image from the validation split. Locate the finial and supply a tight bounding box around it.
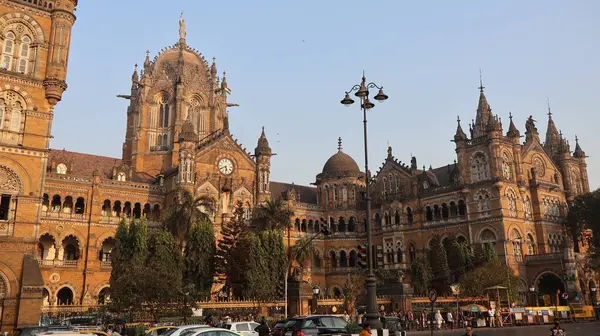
[575,135,579,143]
[178,11,186,40]
[478,69,485,92]
[547,97,552,118]
[212,57,216,63]
[146,50,150,57]
[457,115,461,123]
[362,70,366,80]
[337,137,343,151]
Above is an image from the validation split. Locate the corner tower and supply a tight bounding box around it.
[255,127,272,203]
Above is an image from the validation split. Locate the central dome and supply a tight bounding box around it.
[322,151,361,175]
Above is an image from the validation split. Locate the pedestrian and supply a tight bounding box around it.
[495,308,503,328]
[462,326,477,336]
[257,317,270,336]
[488,308,495,327]
[359,323,371,336]
[407,310,414,331]
[344,311,350,322]
[446,310,454,330]
[434,310,443,330]
[550,321,565,336]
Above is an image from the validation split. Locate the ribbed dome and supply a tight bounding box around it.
[322,151,360,175]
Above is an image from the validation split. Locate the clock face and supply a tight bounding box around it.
[218,158,234,175]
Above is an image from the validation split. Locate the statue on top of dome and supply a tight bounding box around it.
[179,11,186,40]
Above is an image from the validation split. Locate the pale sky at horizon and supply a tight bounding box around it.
[51,0,600,189]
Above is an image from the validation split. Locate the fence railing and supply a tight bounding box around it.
[38,260,78,267]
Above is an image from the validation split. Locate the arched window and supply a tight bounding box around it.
[348,217,356,232]
[313,250,322,268]
[101,200,111,216]
[506,188,518,217]
[2,32,15,69]
[441,203,449,219]
[339,250,347,267]
[11,101,22,132]
[18,36,31,73]
[0,98,5,129]
[117,172,126,181]
[433,205,441,220]
[476,190,491,217]
[526,234,536,255]
[375,213,382,230]
[74,197,85,214]
[470,152,490,183]
[502,153,513,180]
[338,217,346,232]
[396,241,403,263]
[408,244,416,263]
[425,206,433,221]
[406,207,413,226]
[480,229,496,244]
[56,163,67,175]
[458,200,467,216]
[158,94,170,128]
[449,201,458,217]
[329,251,337,268]
[510,229,523,262]
[349,250,357,267]
[523,196,533,220]
[394,210,400,226]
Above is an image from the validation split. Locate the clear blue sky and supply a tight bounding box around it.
[53,0,600,189]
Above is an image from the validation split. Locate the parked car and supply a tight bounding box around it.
[183,328,243,336]
[223,322,260,336]
[12,326,71,336]
[283,315,349,336]
[270,320,287,336]
[161,324,211,336]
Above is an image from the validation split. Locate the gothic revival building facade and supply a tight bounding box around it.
[0,0,598,330]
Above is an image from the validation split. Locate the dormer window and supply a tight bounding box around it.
[117,172,126,181]
[56,163,67,175]
[423,181,429,190]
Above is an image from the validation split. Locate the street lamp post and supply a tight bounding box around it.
[340,72,388,329]
[312,286,320,314]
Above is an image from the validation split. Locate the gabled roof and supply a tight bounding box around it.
[270,181,318,205]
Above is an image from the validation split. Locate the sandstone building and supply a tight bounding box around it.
[0,0,598,330]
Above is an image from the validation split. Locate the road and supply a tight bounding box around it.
[404,322,600,335]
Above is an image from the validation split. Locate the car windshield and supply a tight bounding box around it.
[301,317,347,329]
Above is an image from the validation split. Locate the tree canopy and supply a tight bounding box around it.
[459,260,521,303]
[253,198,294,231]
[566,188,600,262]
[163,188,215,245]
[184,217,217,299]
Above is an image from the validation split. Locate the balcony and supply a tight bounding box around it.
[523,253,563,265]
[38,260,78,268]
[100,261,112,269]
[42,211,86,221]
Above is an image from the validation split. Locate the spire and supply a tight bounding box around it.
[255,126,271,156]
[473,70,492,138]
[211,57,217,77]
[453,116,468,142]
[131,64,139,89]
[337,137,343,152]
[544,99,561,154]
[573,136,586,158]
[144,50,150,69]
[221,71,228,92]
[506,112,520,138]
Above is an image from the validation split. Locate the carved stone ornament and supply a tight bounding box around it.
[0,165,22,193]
[533,158,545,177]
[49,273,60,283]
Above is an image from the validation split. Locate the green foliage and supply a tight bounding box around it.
[110,219,148,312]
[566,189,600,260]
[252,198,294,231]
[410,254,432,296]
[345,323,362,334]
[428,236,452,294]
[229,230,287,301]
[459,260,521,303]
[291,236,316,267]
[184,218,217,298]
[163,188,215,244]
[215,200,247,280]
[145,228,183,315]
[455,240,475,271]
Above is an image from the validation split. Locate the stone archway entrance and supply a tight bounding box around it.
[536,272,566,306]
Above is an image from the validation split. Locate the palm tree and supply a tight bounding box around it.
[163,188,216,245]
[252,198,294,231]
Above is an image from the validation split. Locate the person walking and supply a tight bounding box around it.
[359,323,372,336]
[462,326,477,336]
[434,310,443,330]
[446,310,454,330]
[257,317,270,336]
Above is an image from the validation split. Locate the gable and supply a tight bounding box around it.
[521,145,562,183]
[195,133,256,169]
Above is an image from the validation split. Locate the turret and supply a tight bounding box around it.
[506,112,520,140]
[472,74,492,138]
[506,113,525,188]
[573,136,590,193]
[453,116,468,145]
[255,127,273,203]
[543,102,561,157]
[43,0,78,105]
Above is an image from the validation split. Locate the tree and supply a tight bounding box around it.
[290,236,316,272]
[343,272,366,313]
[411,255,432,296]
[260,229,287,299]
[566,189,600,258]
[109,219,148,314]
[459,260,521,303]
[230,232,270,300]
[445,237,464,281]
[164,188,216,246]
[215,200,247,280]
[145,228,183,320]
[428,236,452,294]
[253,198,294,231]
[184,217,217,299]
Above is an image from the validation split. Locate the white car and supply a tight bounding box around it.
[223,322,260,336]
[161,324,211,336]
[183,328,244,336]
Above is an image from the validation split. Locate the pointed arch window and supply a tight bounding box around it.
[117,172,126,181]
[0,98,5,129]
[2,32,15,70]
[502,153,513,180]
[470,152,490,183]
[476,190,491,217]
[10,101,22,132]
[523,196,533,220]
[18,36,31,73]
[158,94,170,128]
[56,163,67,175]
[506,188,518,217]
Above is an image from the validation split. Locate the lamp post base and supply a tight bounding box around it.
[364,273,382,329]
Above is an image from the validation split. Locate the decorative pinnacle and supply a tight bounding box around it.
[575,135,579,143]
[547,97,552,118]
[509,111,513,119]
[478,69,485,92]
[212,57,216,63]
[457,115,461,123]
[146,50,150,56]
[337,137,343,151]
